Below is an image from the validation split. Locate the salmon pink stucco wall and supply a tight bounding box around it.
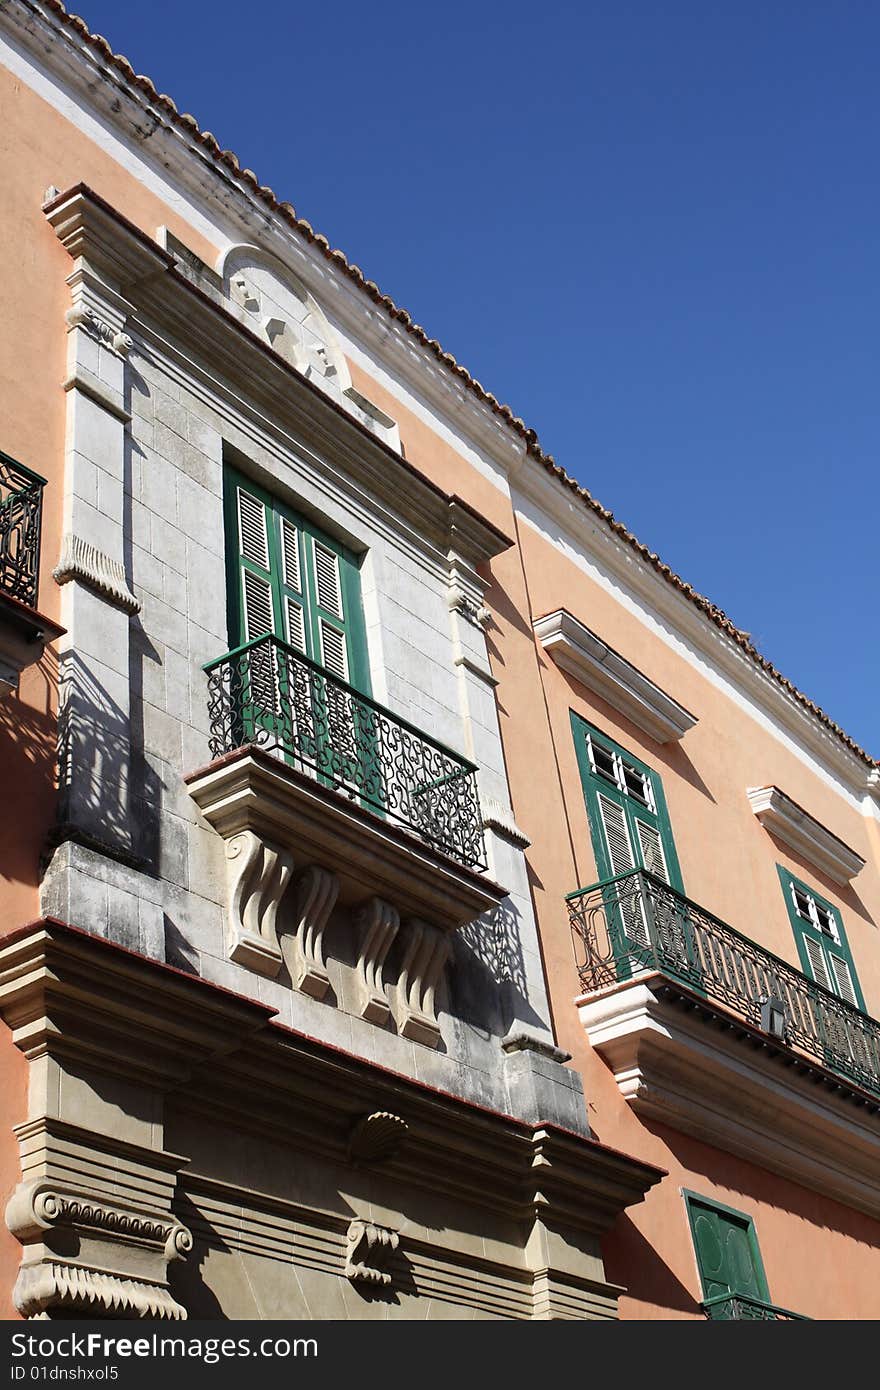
[483,512,880,1320]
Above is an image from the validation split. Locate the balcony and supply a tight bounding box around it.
[0,451,60,697]
[702,1293,809,1321]
[186,637,506,1025]
[568,870,880,1217]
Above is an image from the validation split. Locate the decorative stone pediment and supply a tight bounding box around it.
[747,785,865,884]
[219,244,400,450]
[534,609,697,744]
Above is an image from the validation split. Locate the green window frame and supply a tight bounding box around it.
[571,713,683,893]
[223,463,371,695]
[684,1191,770,1306]
[777,865,865,1012]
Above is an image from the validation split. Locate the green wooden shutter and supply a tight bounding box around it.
[224,465,370,694]
[571,714,683,892]
[777,866,866,1012]
[685,1193,770,1305]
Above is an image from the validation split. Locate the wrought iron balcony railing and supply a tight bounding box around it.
[702,1293,809,1321]
[204,634,487,870]
[568,868,880,1098]
[0,451,46,611]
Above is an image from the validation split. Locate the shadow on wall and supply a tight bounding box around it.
[644,1116,880,1248]
[602,1210,703,1319]
[0,650,58,898]
[170,1190,418,1319]
[456,898,546,1038]
[55,648,162,868]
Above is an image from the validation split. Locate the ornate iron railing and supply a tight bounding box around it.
[568,869,880,1098]
[0,451,46,610]
[204,634,487,870]
[702,1293,809,1321]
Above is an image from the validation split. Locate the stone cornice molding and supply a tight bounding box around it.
[578,977,880,1218]
[747,785,866,884]
[44,185,511,576]
[534,609,698,744]
[0,920,664,1237]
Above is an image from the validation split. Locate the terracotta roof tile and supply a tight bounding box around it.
[40,0,878,770]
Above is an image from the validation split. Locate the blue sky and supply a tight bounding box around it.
[74,1,878,753]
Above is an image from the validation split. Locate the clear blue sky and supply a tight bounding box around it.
[73,1,878,754]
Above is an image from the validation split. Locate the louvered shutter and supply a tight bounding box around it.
[598,793,635,876]
[235,487,279,714]
[635,820,670,883]
[597,794,648,945]
[803,936,832,992]
[829,953,858,1008]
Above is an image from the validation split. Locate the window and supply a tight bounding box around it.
[571,715,682,893]
[684,1192,770,1310]
[777,865,865,1012]
[223,465,370,692]
[571,715,695,974]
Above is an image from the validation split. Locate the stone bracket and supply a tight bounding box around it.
[54,532,140,614]
[225,830,294,977]
[353,897,399,1024]
[6,1179,192,1321]
[344,1219,399,1286]
[396,920,452,1049]
[281,865,339,999]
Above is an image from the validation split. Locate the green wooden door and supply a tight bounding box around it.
[685,1194,770,1306]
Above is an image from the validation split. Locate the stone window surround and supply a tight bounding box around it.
[41,182,565,1119]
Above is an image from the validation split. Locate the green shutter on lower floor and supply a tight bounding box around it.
[684,1192,770,1303]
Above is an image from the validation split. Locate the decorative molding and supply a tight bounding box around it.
[396,920,452,1049]
[53,532,140,614]
[348,1111,409,1164]
[12,1263,187,1321]
[186,749,507,932]
[62,367,130,422]
[6,1185,191,1259]
[534,609,698,745]
[281,864,339,999]
[519,469,874,805]
[578,978,880,1219]
[0,920,663,1247]
[501,1031,570,1064]
[224,829,293,977]
[64,303,133,356]
[344,1219,399,1286]
[747,785,866,884]
[480,797,531,849]
[352,898,399,1024]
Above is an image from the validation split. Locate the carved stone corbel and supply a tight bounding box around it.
[6,1182,192,1321]
[395,920,452,1049]
[280,865,339,999]
[344,1219,399,1287]
[225,830,294,977]
[353,897,399,1024]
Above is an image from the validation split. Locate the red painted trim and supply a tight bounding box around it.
[0,916,666,1178]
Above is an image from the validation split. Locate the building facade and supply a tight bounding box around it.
[1,0,878,1322]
